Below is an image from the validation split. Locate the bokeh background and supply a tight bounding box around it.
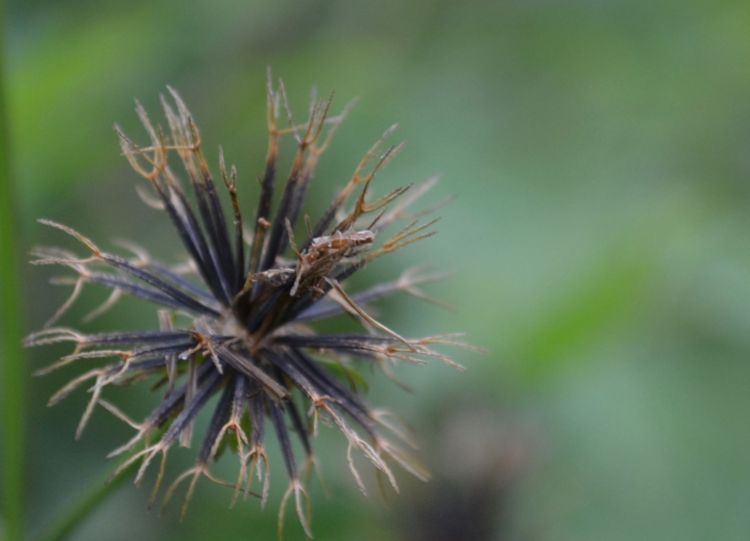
[3,1,750,540]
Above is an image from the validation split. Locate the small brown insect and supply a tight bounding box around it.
[290,229,375,296]
[308,229,375,256]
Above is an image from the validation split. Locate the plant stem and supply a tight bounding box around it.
[37,461,138,541]
[0,0,26,538]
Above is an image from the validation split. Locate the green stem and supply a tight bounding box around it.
[37,461,138,541]
[0,0,27,538]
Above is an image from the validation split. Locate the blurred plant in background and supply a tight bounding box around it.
[394,403,534,541]
[5,1,750,540]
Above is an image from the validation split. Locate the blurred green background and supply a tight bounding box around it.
[3,0,750,540]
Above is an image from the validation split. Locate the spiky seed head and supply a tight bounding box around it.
[27,73,472,537]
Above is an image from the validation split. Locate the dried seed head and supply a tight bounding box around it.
[28,73,474,537]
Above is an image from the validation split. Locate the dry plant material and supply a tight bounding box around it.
[27,73,472,538]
